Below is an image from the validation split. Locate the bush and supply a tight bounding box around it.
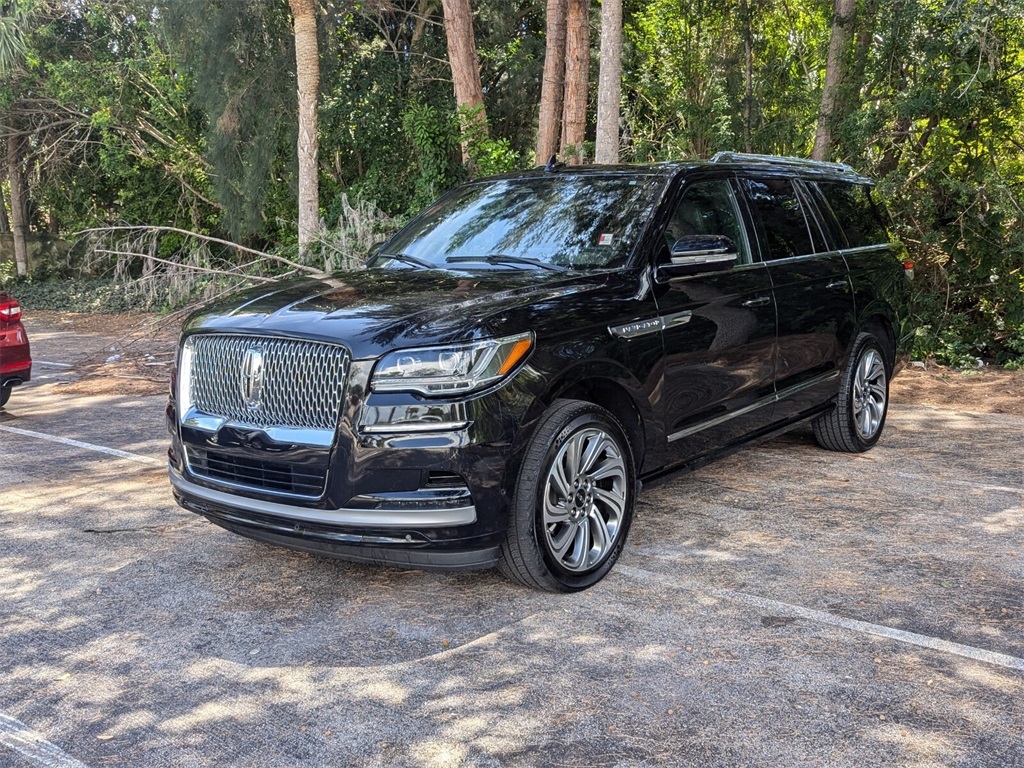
[9,277,185,313]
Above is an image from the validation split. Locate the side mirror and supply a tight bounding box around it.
[668,235,738,269]
[656,235,738,280]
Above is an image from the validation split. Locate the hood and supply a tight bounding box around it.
[183,268,605,358]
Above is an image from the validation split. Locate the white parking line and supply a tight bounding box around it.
[618,565,1024,673]
[0,425,162,466]
[0,711,91,768]
[34,361,74,369]
[894,471,1023,496]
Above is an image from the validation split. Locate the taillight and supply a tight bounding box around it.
[902,260,915,281]
[0,299,21,323]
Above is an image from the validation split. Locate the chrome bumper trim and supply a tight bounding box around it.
[170,466,477,527]
[181,408,336,448]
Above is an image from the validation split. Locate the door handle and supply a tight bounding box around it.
[741,296,771,308]
[826,280,848,290]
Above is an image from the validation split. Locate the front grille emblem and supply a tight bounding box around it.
[241,347,265,410]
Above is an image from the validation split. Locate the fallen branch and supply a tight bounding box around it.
[93,249,277,283]
[78,225,325,276]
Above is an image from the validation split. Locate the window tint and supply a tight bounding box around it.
[382,175,665,270]
[666,180,748,262]
[740,177,817,260]
[815,182,889,248]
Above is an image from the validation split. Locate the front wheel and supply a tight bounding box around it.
[813,333,890,452]
[0,385,11,409]
[499,399,636,592]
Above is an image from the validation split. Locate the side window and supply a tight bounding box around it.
[740,177,818,260]
[665,180,749,263]
[815,182,890,248]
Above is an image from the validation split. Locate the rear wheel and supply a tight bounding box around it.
[499,399,636,592]
[813,333,890,452]
[0,385,11,408]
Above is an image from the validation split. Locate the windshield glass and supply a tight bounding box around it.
[379,175,666,270]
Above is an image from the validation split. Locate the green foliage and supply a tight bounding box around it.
[9,277,165,312]
[3,0,1022,371]
[0,259,16,288]
[402,102,462,211]
[159,0,295,240]
[459,105,524,177]
[25,9,217,233]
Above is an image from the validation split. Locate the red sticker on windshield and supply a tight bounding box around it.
[598,233,614,246]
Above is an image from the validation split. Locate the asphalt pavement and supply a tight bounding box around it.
[1,321,1022,767]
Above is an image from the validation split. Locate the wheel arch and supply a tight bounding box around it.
[860,312,897,374]
[511,361,655,479]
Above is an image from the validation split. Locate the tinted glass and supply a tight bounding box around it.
[381,176,666,270]
[815,182,889,248]
[741,177,817,260]
[666,180,748,262]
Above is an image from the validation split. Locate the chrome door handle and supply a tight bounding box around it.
[741,296,771,308]
[826,280,848,290]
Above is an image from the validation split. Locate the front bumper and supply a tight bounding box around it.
[169,358,537,569]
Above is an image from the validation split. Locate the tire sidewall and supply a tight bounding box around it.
[526,406,636,591]
[845,337,889,450]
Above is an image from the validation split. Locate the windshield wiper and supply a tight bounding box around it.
[372,252,436,270]
[445,254,568,272]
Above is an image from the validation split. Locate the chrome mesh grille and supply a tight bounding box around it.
[187,334,350,431]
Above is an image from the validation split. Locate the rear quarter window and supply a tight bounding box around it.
[815,182,890,249]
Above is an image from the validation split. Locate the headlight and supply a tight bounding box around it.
[370,332,533,396]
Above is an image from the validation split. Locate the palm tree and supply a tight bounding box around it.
[0,1,34,277]
[440,0,489,163]
[594,0,621,164]
[289,0,320,259]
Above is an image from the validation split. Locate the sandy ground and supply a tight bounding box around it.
[26,309,1024,417]
[3,311,1022,767]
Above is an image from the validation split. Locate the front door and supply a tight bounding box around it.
[654,178,779,466]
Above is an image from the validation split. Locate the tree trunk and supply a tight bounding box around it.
[6,134,29,277]
[0,180,10,234]
[811,0,856,161]
[594,0,622,164]
[440,0,488,162]
[740,0,753,153]
[560,0,589,164]
[535,0,567,165]
[289,0,320,258]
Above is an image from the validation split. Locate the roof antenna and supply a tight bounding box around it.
[544,154,564,172]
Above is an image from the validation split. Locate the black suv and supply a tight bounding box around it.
[168,153,913,592]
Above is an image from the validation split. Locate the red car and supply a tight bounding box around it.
[0,293,31,408]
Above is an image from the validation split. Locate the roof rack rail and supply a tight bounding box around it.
[709,151,855,174]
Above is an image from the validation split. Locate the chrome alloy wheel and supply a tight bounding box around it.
[852,347,887,440]
[541,427,628,573]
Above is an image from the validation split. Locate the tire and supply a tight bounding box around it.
[499,399,637,592]
[0,385,10,409]
[813,333,890,453]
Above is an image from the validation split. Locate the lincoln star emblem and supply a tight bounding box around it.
[241,347,265,409]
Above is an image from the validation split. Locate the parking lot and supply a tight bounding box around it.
[1,320,1022,767]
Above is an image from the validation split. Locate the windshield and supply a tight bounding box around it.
[378,175,666,271]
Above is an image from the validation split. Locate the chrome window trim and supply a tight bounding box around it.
[170,466,477,528]
[838,244,891,256]
[668,370,839,442]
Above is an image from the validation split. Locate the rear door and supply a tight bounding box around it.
[736,175,856,420]
[652,175,778,466]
